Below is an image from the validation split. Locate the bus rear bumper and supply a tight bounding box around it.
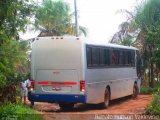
[28,92,86,103]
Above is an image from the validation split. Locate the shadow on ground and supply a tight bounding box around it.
[40,95,132,113]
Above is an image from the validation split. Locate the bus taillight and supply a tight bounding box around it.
[80,80,85,92]
[30,79,35,89]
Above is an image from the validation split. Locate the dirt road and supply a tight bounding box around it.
[30,95,152,120]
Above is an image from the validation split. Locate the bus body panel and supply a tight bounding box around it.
[85,67,137,103]
[35,69,78,94]
[30,37,85,101]
[28,94,86,103]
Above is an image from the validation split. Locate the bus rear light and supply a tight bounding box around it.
[30,79,35,89]
[80,80,85,92]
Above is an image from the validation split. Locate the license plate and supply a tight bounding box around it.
[52,86,61,91]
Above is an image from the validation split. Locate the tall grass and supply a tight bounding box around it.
[145,89,160,115]
[0,103,42,120]
[140,81,160,94]
[140,86,159,94]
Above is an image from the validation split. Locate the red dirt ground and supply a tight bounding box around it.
[27,94,152,120]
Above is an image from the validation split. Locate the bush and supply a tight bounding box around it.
[0,103,42,120]
[0,37,30,104]
[145,89,160,115]
[140,86,159,94]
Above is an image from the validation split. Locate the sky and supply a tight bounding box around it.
[20,0,138,43]
[68,0,138,43]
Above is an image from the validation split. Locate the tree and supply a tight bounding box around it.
[0,0,34,103]
[134,0,160,87]
[111,0,160,87]
[34,0,87,37]
[110,21,136,46]
[0,0,35,39]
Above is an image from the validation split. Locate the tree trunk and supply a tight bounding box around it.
[148,67,151,86]
[150,62,154,87]
[149,46,154,87]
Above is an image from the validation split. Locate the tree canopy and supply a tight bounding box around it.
[34,0,87,37]
[110,0,160,87]
[0,0,34,87]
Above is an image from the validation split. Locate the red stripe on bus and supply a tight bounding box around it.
[63,82,77,85]
[37,81,77,85]
[37,81,49,85]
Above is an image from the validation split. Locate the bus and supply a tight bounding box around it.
[28,36,141,109]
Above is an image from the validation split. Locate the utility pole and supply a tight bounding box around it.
[74,0,79,37]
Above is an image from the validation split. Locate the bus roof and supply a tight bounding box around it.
[35,36,138,51]
[86,41,138,50]
[83,37,138,51]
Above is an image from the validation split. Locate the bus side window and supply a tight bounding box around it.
[119,50,125,65]
[123,50,135,66]
[125,51,130,65]
[104,49,110,66]
[128,51,132,65]
[86,47,92,67]
[92,47,100,66]
[127,50,135,66]
[100,48,105,66]
[111,49,119,65]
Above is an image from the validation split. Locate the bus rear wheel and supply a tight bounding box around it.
[99,88,110,108]
[132,83,139,99]
[59,103,74,110]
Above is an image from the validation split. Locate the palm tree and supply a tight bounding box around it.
[110,21,131,44]
[111,0,160,87]
[34,0,87,37]
[134,0,160,87]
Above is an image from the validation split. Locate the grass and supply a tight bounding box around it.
[140,86,159,94]
[145,90,160,115]
[140,85,160,115]
[0,103,42,120]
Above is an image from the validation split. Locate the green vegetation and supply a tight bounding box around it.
[111,0,160,115]
[0,103,42,120]
[111,0,160,88]
[34,0,87,36]
[140,86,160,94]
[0,0,34,104]
[145,90,160,115]
[0,38,29,87]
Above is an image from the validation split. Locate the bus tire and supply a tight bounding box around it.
[59,103,74,110]
[99,88,110,108]
[132,83,139,99]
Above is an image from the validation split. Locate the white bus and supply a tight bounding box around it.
[28,36,141,109]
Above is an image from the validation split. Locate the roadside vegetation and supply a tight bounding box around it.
[0,0,41,119]
[110,0,160,115]
[145,90,160,115]
[140,86,159,94]
[0,103,42,120]
[34,0,87,37]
